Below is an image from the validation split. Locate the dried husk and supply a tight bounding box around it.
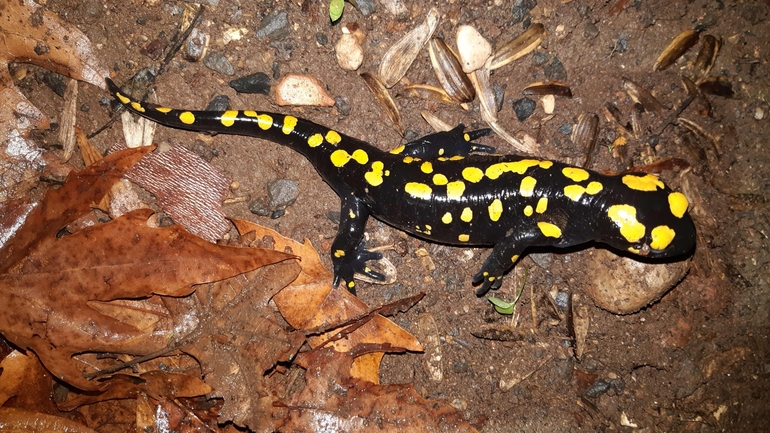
[653,28,699,71]
[630,103,645,138]
[404,84,454,103]
[622,78,665,112]
[522,81,573,98]
[361,72,405,136]
[420,110,453,132]
[490,23,545,70]
[572,113,599,168]
[428,38,475,103]
[696,76,734,98]
[694,35,721,76]
[378,7,440,88]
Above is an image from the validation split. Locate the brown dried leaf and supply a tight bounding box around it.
[280,348,478,433]
[653,29,699,72]
[126,146,232,243]
[0,408,98,433]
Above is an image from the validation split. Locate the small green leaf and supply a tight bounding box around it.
[329,0,344,22]
[488,297,515,315]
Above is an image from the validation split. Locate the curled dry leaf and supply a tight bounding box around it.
[378,7,440,87]
[361,72,405,136]
[653,28,699,71]
[490,23,546,70]
[428,38,475,103]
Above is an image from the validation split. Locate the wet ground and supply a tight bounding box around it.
[28,0,770,431]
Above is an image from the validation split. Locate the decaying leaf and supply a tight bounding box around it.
[0,0,110,201]
[0,149,293,390]
[0,408,99,433]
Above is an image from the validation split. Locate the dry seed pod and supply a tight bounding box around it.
[428,38,475,102]
[404,84,454,103]
[622,78,665,112]
[630,103,644,138]
[694,35,721,76]
[378,7,440,88]
[571,113,599,168]
[420,110,453,132]
[681,75,699,95]
[360,72,405,136]
[490,23,545,70]
[603,103,632,134]
[696,76,734,98]
[653,28,699,71]
[522,81,572,98]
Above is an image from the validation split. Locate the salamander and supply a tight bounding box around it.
[107,79,696,296]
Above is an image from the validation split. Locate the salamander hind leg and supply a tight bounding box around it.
[395,124,495,158]
[330,192,385,294]
[471,228,546,296]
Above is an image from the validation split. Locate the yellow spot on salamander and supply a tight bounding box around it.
[564,185,586,201]
[539,161,553,169]
[510,254,520,263]
[334,250,346,258]
[446,181,466,199]
[519,176,537,197]
[562,167,590,182]
[485,159,541,179]
[115,92,130,104]
[463,133,471,141]
[449,155,464,161]
[586,181,603,195]
[405,182,432,199]
[365,161,385,186]
[650,225,676,250]
[433,174,448,185]
[349,209,356,218]
[622,173,664,191]
[458,234,470,242]
[155,106,172,113]
[351,149,368,164]
[308,133,324,147]
[282,115,298,134]
[462,166,484,183]
[421,161,433,174]
[668,192,689,218]
[627,247,640,254]
[244,110,258,118]
[179,111,195,125]
[348,281,355,289]
[330,149,369,167]
[220,110,239,127]
[488,199,503,222]
[523,205,533,216]
[325,130,342,145]
[607,204,646,243]
[390,145,405,154]
[403,156,418,164]
[130,101,146,113]
[537,222,562,238]
[535,197,548,214]
[461,207,473,222]
[256,114,273,130]
[442,212,453,224]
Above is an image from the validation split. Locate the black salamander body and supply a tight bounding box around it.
[108,79,696,296]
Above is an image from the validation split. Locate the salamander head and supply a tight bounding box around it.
[600,189,696,259]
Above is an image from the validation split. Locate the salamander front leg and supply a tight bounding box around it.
[398,124,495,158]
[472,229,543,296]
[331,192,385,294]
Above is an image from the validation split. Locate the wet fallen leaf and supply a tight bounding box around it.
[0,148,293,390]
[0,407,99,433]
[0,0,110,201]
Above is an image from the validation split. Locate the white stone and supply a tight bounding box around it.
[542,94,555,114]
[274,74,335,107]
[455,25,492,73]
[335,33,364,71]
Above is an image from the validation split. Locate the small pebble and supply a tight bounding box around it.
[315,32,328,46]
[755,106,765,120]
[456,25,492,73]
[541,94,555,114]
[335,96,352,117]
[249,196,271,216]
[229,72,271,94]
[79,104,90,112]
[512,97,536,121]
[335,33,364,71]
[615,33,629,53]
[583,22,599,39]
[543,57,567,81]
[354,0,377,16]
[493,83,506,113]
[452,359,468,373]
[184,28,209,62]
[203,52,235,75]
[274,74,335,107]
[205,95,230,111]
[255,10,289,40]
[532,51,549,66]
[557,123,573,135]
[268,178,299,210]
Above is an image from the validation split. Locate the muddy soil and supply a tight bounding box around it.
[26,0,770,431]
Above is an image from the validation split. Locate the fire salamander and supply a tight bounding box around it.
[107,79,696,296]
